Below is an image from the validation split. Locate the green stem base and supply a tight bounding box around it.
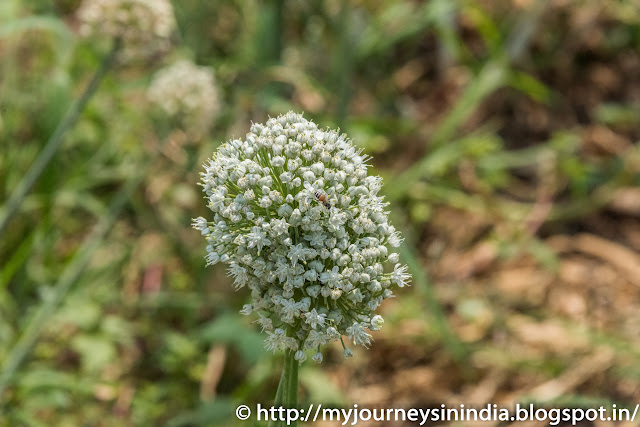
[269,349,299,427]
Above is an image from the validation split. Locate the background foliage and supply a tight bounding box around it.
[2,0,640,425]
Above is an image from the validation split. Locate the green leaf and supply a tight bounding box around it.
[508,70,552,103]
[300,368,345,405]
[19,368,79,391]
[55,299,101,330]
[70,334,116,373]
[166,398,237,427]
[199,313,265,365]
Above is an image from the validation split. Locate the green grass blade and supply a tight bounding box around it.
[0,172,142,399]
[0,39,120,237]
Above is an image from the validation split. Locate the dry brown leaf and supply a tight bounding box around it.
[547,234,640,288]
[583,125,631,155]
[526,348,614,401]
[455,242,498,280]
[349,383,392,406]
[508,317,589,356]
[494,267,552,304]
[608,187,640,216]
[573,234,640,288]
[200,345,227,401]
[390,366,439,400]
[462,369,507,405]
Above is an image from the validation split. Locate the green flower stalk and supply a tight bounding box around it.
[0,40,122,237]
[193,112,410,421]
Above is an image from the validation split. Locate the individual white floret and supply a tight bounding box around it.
[264,328,287,352]
[391,263,411,288]
[319,266,341,288]
[304,329,331,349]
[254,313,273,332]
[294,350,307,363]
[288,243,307,266]
[370,315,384,331]
[240,304,253,316]
[192,217,209,235]
[346,322,373,347]
[303,309,327,329]
[205,251,220,266]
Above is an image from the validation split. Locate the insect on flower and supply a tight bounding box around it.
[314,191,332,209]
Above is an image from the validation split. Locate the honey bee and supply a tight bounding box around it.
[314,191,332,209]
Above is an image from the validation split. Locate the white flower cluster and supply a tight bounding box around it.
[148,60,221,136]
[193,112,410,363]
[77,0,175,62]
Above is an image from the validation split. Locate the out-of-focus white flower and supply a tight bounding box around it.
[148,60,221,136]
[77,0,175,62]
[194,112,410,363]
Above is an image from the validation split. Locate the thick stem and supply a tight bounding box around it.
[272,361,286,408]
[0,38,121,236]
[269,349,299,427]
[285,349,299,414]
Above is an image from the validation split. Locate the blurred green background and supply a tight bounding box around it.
[2,0,640,425]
